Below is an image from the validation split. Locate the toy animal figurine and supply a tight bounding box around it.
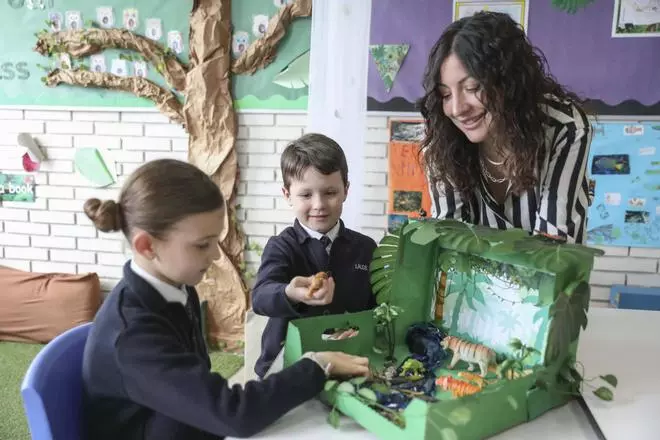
[398,358,426,380]
[441,335,496,377]
[435,376,482,398]
[307,271,329,298]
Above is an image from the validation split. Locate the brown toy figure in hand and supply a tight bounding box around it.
[307,272,329,298]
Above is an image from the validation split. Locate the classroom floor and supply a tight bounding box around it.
[0,341,244,440]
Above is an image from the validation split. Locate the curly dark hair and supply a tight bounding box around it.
[418,11,585,199]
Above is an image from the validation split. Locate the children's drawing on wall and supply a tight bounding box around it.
[387,119,432,232]
[612,0,660,37]
[586,121,660,247]
[453,0,528,31]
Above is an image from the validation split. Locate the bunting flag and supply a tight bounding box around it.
[369,44,410,93]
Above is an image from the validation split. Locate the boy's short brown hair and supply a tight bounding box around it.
[280,133,349,190]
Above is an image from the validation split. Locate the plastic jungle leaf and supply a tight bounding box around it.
[272,49,310,89]
[600,374,618,388]
[74,147,115,187]
[327,407,341,428]
[545,283,590,365]
[509,338,523,350]
[324,380,339,392]
[370,230,402,304]
[593,386,614,401]
[536,274,557,307]
[410,222,441,246]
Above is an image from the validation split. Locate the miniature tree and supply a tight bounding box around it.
[373,302,403,364]
[33,0,312,348]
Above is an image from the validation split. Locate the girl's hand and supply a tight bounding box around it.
[314,351,370,378]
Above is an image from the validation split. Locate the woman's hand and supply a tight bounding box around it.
[313,352,370,378]
[285,274,335,306]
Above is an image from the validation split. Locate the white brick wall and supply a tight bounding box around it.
[0,109,657,306]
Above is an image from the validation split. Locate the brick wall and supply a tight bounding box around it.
[0,109,656,305]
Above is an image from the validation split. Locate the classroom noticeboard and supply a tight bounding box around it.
[586,121,660,248]
[0,0,310,110]
[387,119,432,233]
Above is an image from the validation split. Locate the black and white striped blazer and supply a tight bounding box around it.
[430,96,593,244]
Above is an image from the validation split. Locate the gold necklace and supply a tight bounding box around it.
[479,157,506,183]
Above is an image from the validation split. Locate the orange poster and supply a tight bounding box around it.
[387,119,431,232]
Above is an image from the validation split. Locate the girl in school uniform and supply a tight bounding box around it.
[81,158,369,440]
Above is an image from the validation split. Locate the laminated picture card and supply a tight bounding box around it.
[283,219,617,440]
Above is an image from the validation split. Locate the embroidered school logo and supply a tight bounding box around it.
[354,263,369,271]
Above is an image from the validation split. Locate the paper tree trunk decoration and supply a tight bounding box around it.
[34,0,312,349]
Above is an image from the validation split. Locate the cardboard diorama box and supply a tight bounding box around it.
[283,219,605,440]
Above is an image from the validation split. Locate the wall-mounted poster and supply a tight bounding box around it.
[585,121,660,247]
[453,0,528,31]
[387,119,432,233]
[612,0,660,38]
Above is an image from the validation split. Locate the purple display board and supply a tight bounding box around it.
[367,1,660,115]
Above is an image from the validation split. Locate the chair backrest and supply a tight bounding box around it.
[20,322,92,440]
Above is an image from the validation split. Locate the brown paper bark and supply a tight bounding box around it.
[45,68,184,124]
[34,28,188,91]
[33,0,311,347]
[232,0,312,75]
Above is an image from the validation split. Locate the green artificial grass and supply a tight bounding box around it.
[0,341,244,440]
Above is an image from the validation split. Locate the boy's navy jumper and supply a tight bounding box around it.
[82,261,326,440]
[251,219,377,378]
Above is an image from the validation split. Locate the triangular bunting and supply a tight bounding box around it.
[369,44,409,93]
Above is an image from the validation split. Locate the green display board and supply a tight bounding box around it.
[0,0,309,110]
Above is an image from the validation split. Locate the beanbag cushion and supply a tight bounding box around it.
[0,265,101,343]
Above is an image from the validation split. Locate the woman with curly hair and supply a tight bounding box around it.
[418,11,592,244]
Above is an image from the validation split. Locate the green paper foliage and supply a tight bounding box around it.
[272,49,310,89]
[551,0,594,14]
[74,147,115,187]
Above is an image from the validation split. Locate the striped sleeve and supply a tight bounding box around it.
[430,179,474,223]
[535,105,592,244]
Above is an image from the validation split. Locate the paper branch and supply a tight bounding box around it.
[34,28,188,92]
[44,68,184,125]
[231,0,312,75]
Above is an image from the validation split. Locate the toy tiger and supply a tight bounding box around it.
[435,376,481,398]
[441,335,496,377]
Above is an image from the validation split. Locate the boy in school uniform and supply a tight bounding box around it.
[252,133,378,378]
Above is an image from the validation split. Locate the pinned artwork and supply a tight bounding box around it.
[167,31,184,54]
[58,53,72,70]
[110,59,128,77]
[65,11,82,30]
[587,121,660,247]
[133,61,147,78]
[48,12,63,32]
[90,55,107,73]
[26,0,46,10]
[273,0,292,7]
[145,18,162,41]
[272,50,309,89]
[252,14,270,38]
[123,8,139,31]
[369,44,410,93]
[74,148,116,188]
[231,31,249,57]
[96,7,114,28]
[0,174,36,202]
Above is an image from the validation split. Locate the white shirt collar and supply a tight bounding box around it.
[300,220,340,243]
[130,259,188,305]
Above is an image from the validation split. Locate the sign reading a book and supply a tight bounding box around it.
[387,119,431,233]
[0,173,35,202]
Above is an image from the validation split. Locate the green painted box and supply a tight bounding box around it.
[283,219,604,439]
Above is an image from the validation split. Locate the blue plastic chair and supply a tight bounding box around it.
[20,322,92,440]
